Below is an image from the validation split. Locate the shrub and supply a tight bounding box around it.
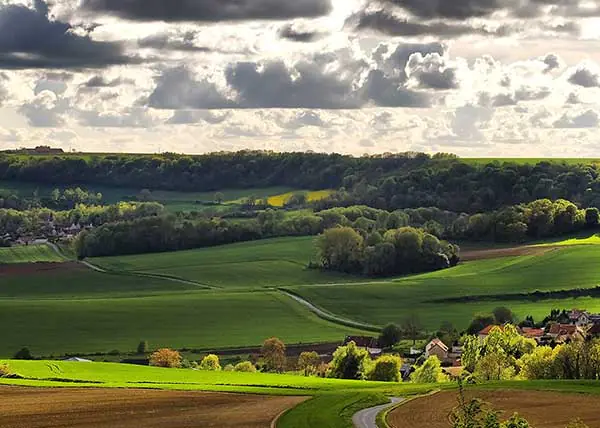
[379,323,402,348]
[368,355,403,382]
[234,361,257,373]
[328,341,372,380]
[223,364,235,372]
[14,347,33,360]
[200,354,221,371]
[149,348,182,368]
[0,364,10,377]
[411,356,448,383]
[297,351,321,376]
[137,340,149,354]
[566,419,589,428]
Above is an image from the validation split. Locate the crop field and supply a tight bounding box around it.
[267,189,333,207]
[0,244,65,265]
[289,242,600,330]
[0,386,306,428]
[388,390,600,428]
[92,237,357,289]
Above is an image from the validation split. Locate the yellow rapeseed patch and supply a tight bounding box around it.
[267,190,334,207]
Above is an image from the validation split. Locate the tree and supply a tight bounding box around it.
[518,346,560,380]
[369,355,403,382]
[467,314,495,335]
[0,364,10,377]
[317,227,364,273]
[411,355,447,383]
[199,354,221,371]
[149,348,182,368]
[297,351,321,376]
[214,192,225,204]
[402,314,422,345]
[261,337,286,373]
[328,341,372,380]
[137,340,149,354]
[461,335,483,373]
[379,323,402,349]
[585,208,599,228]
[14,347,33,360]
[234,361,257,372]
[474,352,515,381]
[492,307,514,324]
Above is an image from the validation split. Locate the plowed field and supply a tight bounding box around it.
[388,390,600,428]
[0,386,306,428]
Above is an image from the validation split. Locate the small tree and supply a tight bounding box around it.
[492,307,514,324]
[379,323,402,349]
[223,364,235,372]
[214,192,225,204]
[14,347,33,360]
[328,341,372,380]
[402,314,422,345]
[585,208,599,228]
[137,340,149,354]
[149,348,182,368]
[199,354,221,371]
[467,314,495,335]
[297,351,321,376]
[261,337,286,373]
[0,364,10,377]
[234,361,257,372]
[369,355,403,382]
[411,356,447,383]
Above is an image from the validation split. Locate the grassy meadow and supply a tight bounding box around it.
[92,237,357,289]
[0,244,65,264]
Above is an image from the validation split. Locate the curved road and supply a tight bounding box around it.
[353,397,403,428]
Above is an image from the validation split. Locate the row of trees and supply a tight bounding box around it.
[0,187,103,211]
[316,226,459,277]
[6,151,600,214]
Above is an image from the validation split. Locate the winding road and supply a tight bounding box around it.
[352,397,403,428]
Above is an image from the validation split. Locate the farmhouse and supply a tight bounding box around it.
[546,323,585,343]
[425,338,448,360]
[521,327,545,343]
[478,324,505,341]
[569,309,591,327]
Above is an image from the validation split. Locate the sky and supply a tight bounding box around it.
[2,0,600,156]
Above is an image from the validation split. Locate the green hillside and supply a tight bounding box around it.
[289,243,600,330]
[0,244,65,264]
[92,237,357,289]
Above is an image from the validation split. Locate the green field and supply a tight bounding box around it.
[92,237,357,289]
[0,244,65,264]
[289,243,600,330]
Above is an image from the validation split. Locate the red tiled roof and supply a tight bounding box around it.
[478,325,503,335]
[521,327,544,338]
[548,324,577,335]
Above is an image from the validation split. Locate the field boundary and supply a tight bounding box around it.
[278,289,380,332]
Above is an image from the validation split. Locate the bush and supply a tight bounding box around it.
[14,347,33,360]
[368,355,403,382]
[297,351,321,376]
[223,364,235,372]
[411,356,448,383]
[328,341,372,380]
[234,361,257,373]
[379,323,402,348]
[0,364,10,377]
[149,348,182,368]
[200,354,221,371]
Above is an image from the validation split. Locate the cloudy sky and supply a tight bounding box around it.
[2,0,600,156]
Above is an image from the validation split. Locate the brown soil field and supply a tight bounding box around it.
[0,262,84,277]
[0,386,307,428]
[460,246,557,261]
[388,390,600,428]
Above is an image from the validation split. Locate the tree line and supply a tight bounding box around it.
[5,151,600,214]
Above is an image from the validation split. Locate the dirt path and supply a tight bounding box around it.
[0,386,306,428]
[388,390,600,428]
[460,245,557,261]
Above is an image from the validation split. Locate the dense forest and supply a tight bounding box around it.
[3,151,600,213]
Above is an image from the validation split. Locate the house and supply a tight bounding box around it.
[425,338,449,360]
[521,327,545,343]
[343,336,382,357]
[546,323,585,343]
[569,309,590,327]
[478,324,505,341]
[587,323,600,338]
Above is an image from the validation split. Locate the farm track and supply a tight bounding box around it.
[0,386,306,428]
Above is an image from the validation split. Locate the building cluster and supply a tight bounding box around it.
[1,222,91,247]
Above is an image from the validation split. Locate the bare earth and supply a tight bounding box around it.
[0,386,307,428]
[0,262,83,277]
[388,390,600,428]
[460,246,556,261]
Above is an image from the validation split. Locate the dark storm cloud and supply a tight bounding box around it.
[278,25,326,42]
[568,68,600,88]
[349,9,495,37]
[0,0,135,69]
[81,0,332,22]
